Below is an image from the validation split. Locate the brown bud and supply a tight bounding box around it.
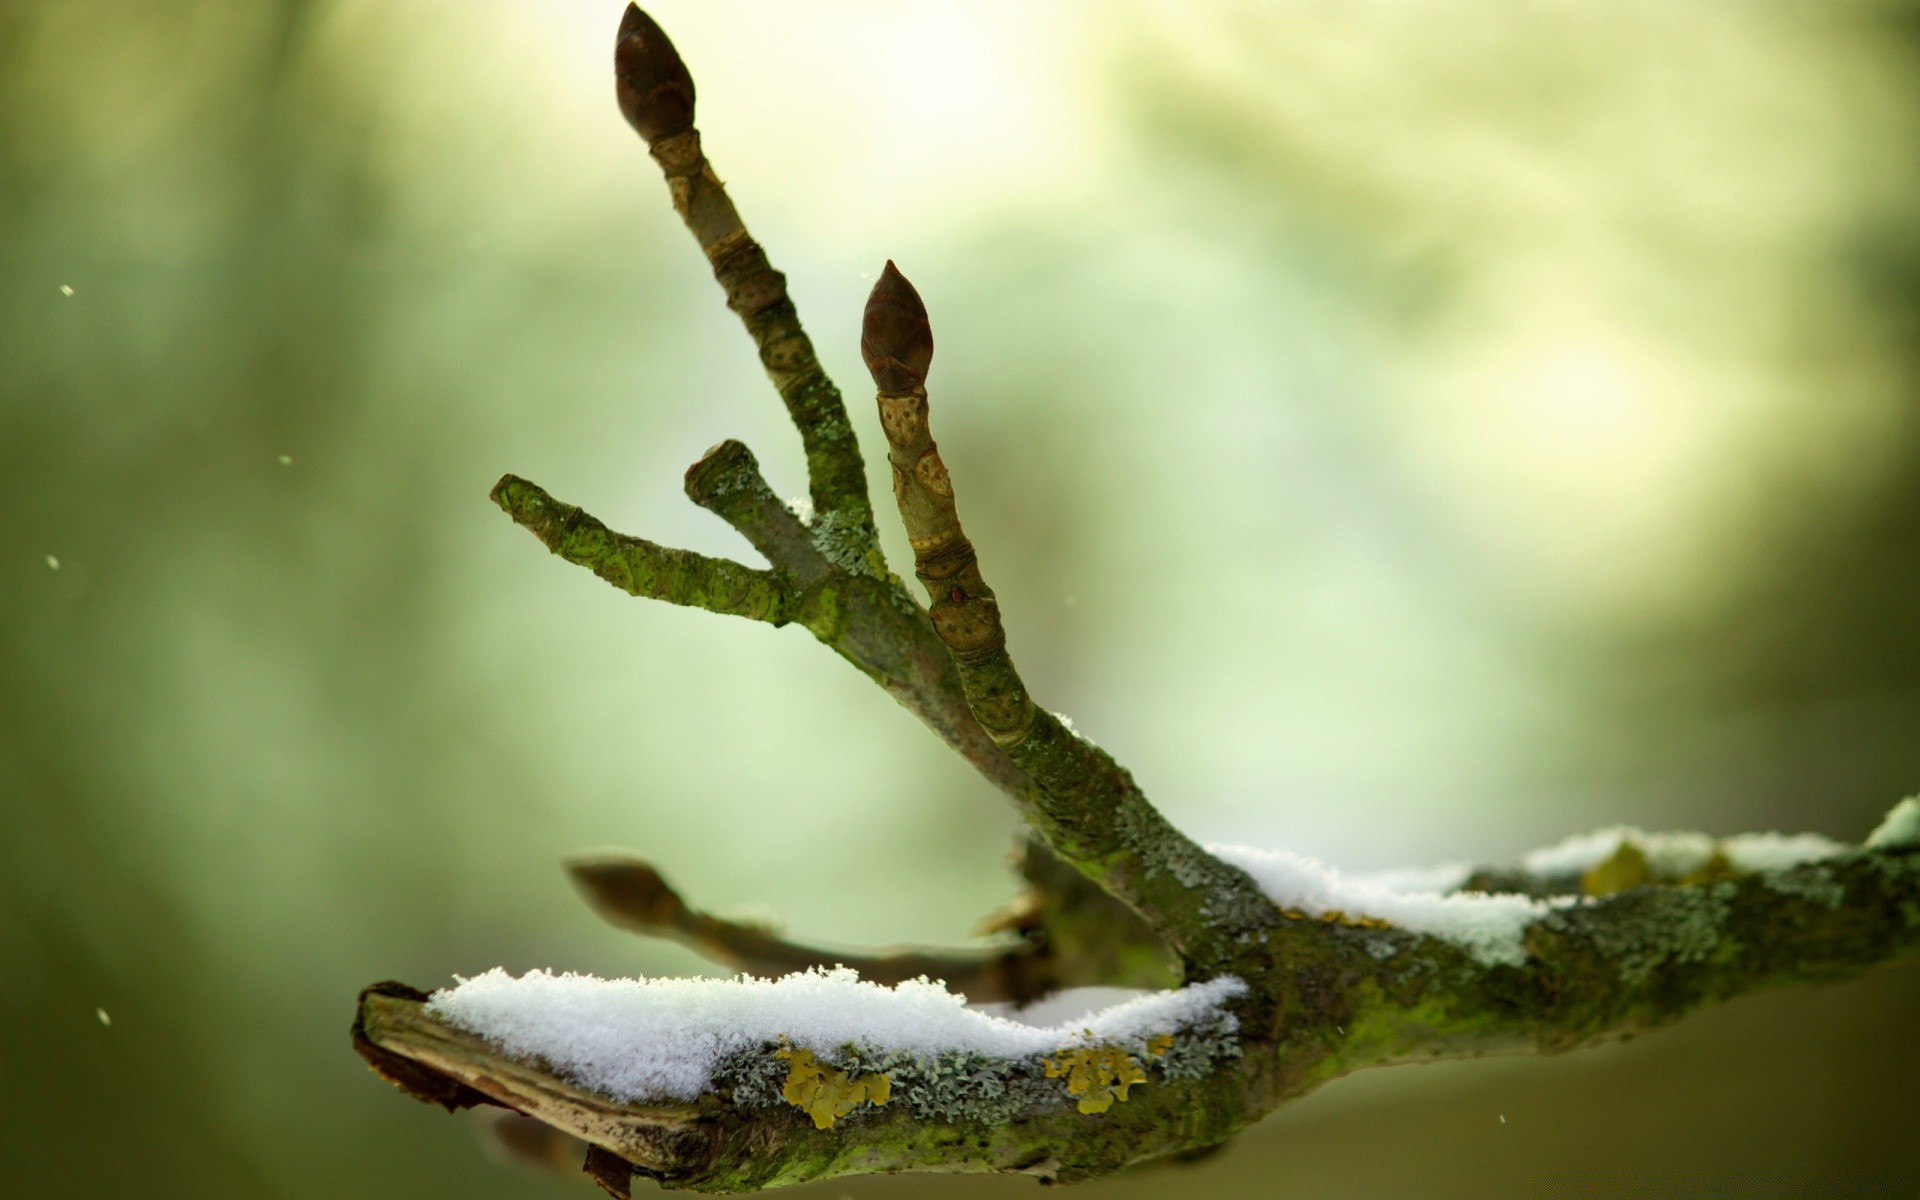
[614,5,695,143]
[862,260,934,394]
[564,853,688,931]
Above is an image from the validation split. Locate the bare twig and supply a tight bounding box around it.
[565,852,1055,1004]
[615,6,875,561]
[861,262,1283,979]
[492,475,789,623]
[681,440,824,583]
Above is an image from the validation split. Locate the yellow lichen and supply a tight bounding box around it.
[1280,907,1393,930]
[1044,1043,1152,1114]
[1583,842,1738,896]
[1679,850,1737,887]
[1581,841,1650,897]
[775,1046,891,1129]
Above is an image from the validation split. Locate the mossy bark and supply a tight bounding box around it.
[357,842,1919,1191]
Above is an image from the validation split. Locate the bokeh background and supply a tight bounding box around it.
[6,0,1920,1196]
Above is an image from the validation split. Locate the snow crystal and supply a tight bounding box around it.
[427,967,1245,1105]
[1209,843,1580,966]
[1866,797,1920,851]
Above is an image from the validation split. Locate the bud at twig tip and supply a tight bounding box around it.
[615,5,695,143]
[862,260,934,394]
[565,853,688,931]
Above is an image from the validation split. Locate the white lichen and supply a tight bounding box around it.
[1763,868,1845,909]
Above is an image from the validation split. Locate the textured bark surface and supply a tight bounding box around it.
[354,6,1920,1193]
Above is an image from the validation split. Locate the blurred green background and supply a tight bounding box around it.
[5,1,1919,1196]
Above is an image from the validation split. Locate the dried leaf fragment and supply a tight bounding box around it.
[776,1046,891,1129]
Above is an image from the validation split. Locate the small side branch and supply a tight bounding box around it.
[682,440,827,583]
[492,475,789,624]
[614,6,875,556]
[565,853,1055,1004]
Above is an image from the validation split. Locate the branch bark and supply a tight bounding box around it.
[861,261,1285,983]
[358,829,1920,1191]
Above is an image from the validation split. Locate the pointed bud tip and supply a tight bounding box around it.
[862,261,934,392]
[869,260,920,310]
[565,854,687,930]
[615,5,695,143]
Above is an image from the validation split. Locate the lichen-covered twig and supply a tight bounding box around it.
[861,263,1283,980]
[491,475,789,624]
[356,980,1260,1194]
[615,5,874,556]
[564,852,1057,1004]
[681,440,825,584]
[357,814,1919,1192]
[492,7,1049,828]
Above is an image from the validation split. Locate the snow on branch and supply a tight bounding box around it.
[1211,820,1870,967]
[425,967,1246,1109]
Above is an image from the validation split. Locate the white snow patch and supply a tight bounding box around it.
[970,986,1148,1027]
[1517,827,1631,876]
[1520,827,1712,877]
[1866,797,1920,850]
[1519,826,1842,877]
[1208,843,1581,967]
[1349,861,1474,895]
[1720,831,1846,871]
[427,967,1244,1104]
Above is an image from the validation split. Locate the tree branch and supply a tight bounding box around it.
[491,475,790,624]
[681,440,824,583]
[357,819,1919,1192]
[564,852,1055,1004]
[614,5,874,560]
[357,6,1920,1193]
[861,262,1284,980]
[356,979,1264,1193]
